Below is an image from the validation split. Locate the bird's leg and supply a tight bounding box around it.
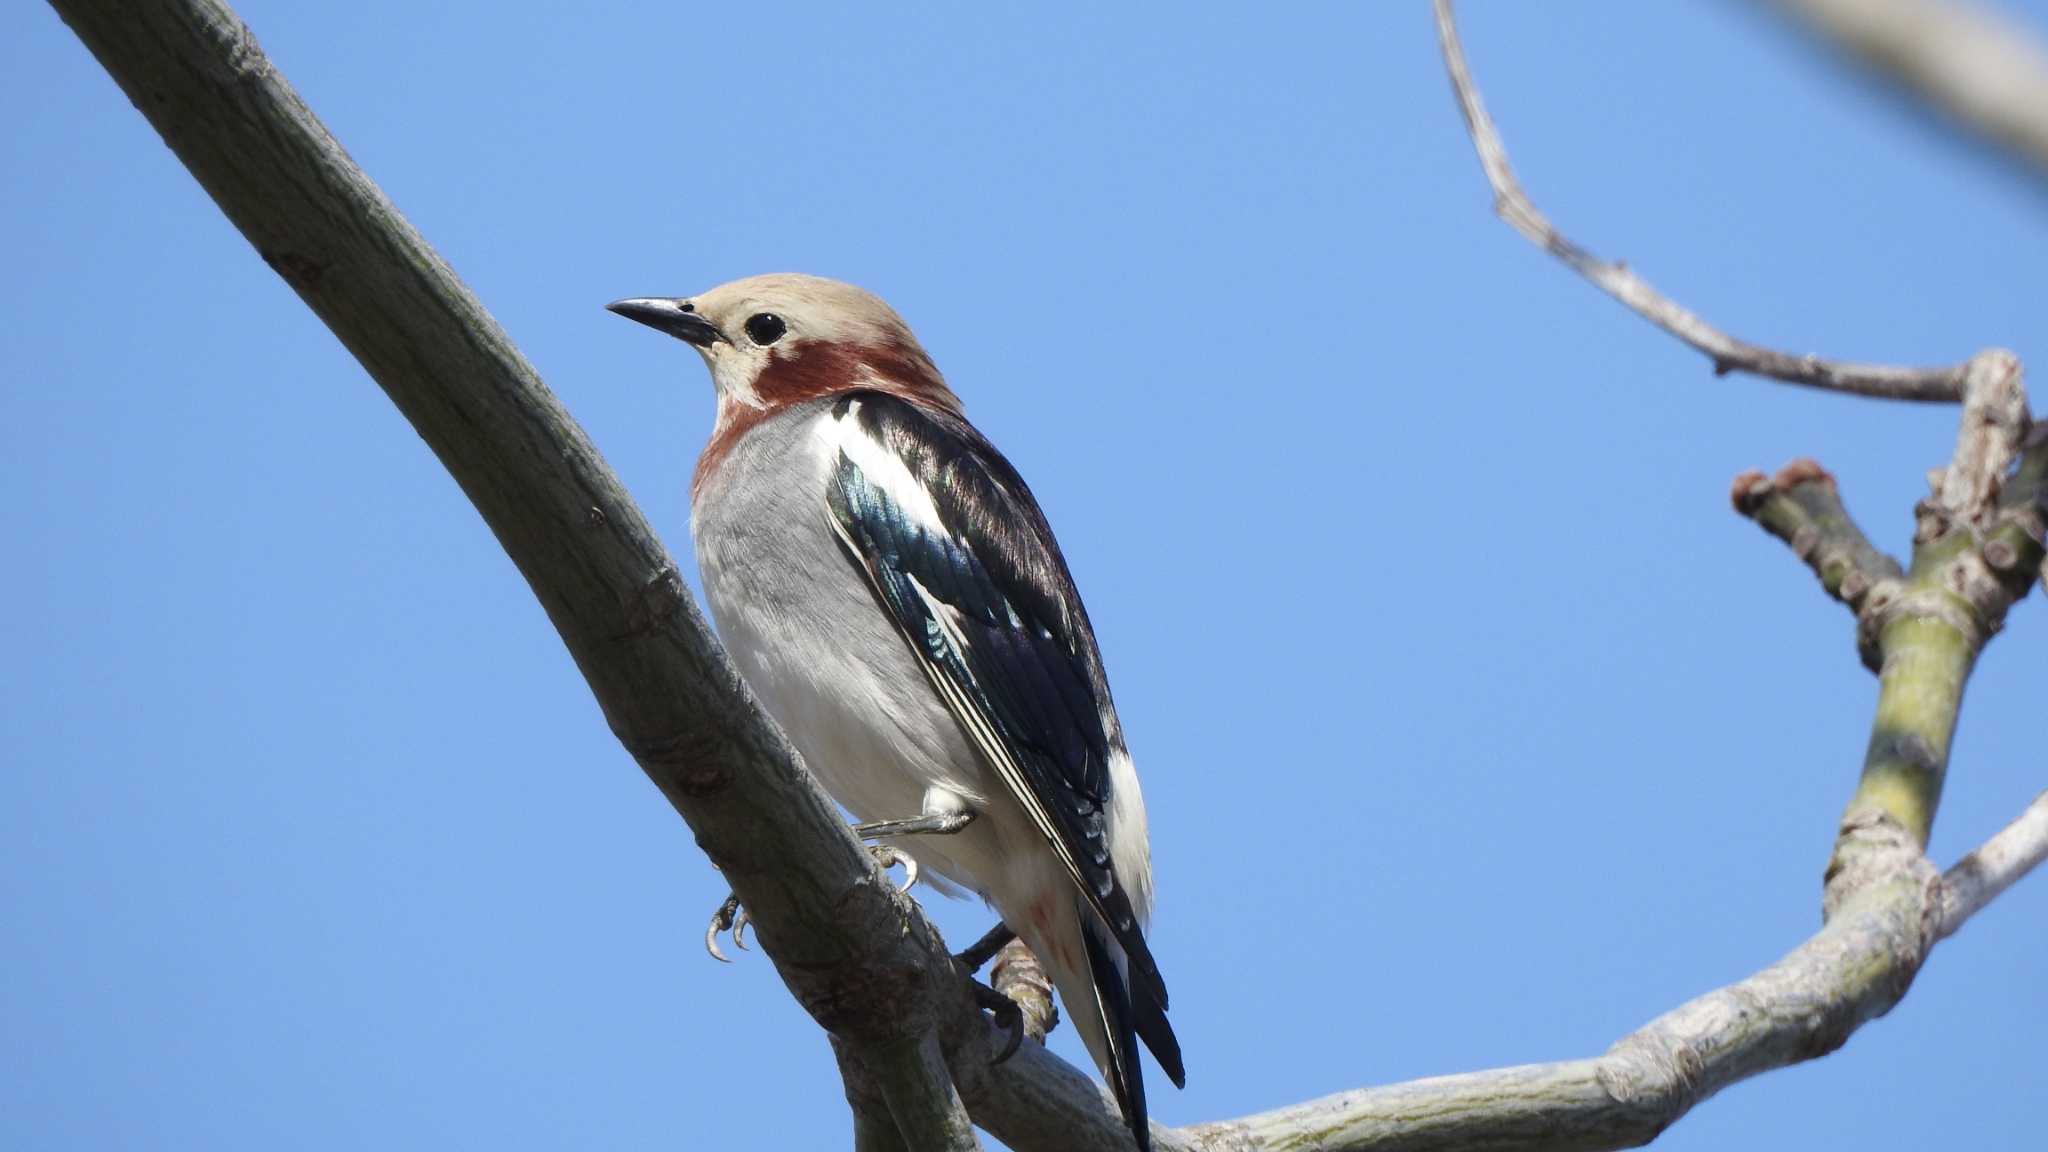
[704,817,954,962]
[955,921,1017,972]
[852,810,974,839]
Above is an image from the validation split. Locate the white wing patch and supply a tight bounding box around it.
[812,399,945,531]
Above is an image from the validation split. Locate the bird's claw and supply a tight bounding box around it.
[870,843,919,894]
[971,980,1026,1065]
[704,844,910,965]
[705,893,743,963]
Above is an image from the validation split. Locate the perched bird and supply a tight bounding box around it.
[609,274,1182,1147]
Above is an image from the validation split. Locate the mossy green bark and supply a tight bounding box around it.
[1851,612,1976,846]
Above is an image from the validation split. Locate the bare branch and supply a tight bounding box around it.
[1761,0,2048,184]
[1433,0,1969,402]
[1997,423,2048,595]
[1731,459,1904,661]
[1932,350,2030,531]
[837,1041,912,1152]
[992,938,1060,1045]
[868,1034,984,1152]
[1170,792,2042,1152]
[1939,791,2048,938]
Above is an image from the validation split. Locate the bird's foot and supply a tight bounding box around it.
[704,893,748,963]
[972,979,1027,1065]
[955,922,1017,972]
[704,844,920,963]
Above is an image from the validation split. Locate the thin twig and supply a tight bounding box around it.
[1731,459,1904,666]
[1433,0,1970,402]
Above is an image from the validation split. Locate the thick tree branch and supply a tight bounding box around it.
[1433,0,1970,402]
[867,1034,984,1152]
[838,1042,912,1152]
[44,1,985,1146]
[1758,0,2048,186]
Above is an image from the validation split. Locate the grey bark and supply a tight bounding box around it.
[43,0,981,1146]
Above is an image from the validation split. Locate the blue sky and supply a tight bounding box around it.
[4,3,2044,1148]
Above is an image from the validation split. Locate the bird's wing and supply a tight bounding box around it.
[817,391,1170,1013]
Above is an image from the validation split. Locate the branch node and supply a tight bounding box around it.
[1822,805,1924,923]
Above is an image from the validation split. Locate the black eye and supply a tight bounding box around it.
[744,313,787,346]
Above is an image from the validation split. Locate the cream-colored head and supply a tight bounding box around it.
[608,273,947,411]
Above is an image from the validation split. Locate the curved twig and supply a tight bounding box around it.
[1435,0,1971,401]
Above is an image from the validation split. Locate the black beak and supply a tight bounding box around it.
[605,297,727,347]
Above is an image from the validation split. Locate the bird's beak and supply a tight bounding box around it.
[605,298,727,348]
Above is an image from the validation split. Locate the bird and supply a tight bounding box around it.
[608,274,1182,1148]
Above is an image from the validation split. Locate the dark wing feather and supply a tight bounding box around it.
[821,391,1169,1013]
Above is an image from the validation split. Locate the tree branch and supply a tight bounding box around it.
[1437,0,2038,866]
[1757,0,2048,186]
[44,1,984,1145]
[1829,358,2033,868]
[1933,350,2028,530]
[837,1041,912,1152]
[1172,793,2044,1152]
[1433,0,1970,401]
[1731,459,1904,662]
[866,1034,984,1152]
[1938,791,2048,939]
[992,938,1060,1045]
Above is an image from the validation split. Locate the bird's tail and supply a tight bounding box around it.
[1030,896,1183,1152]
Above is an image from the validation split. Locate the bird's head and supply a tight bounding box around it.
[608,273,959,418]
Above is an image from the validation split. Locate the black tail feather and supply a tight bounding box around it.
[1082,910,1150,1152]
[1133,982,1184,1090]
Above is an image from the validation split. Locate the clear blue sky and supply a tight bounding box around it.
[4,3,2044,1148]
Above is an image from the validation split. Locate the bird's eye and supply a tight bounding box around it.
[744,313,787,346]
